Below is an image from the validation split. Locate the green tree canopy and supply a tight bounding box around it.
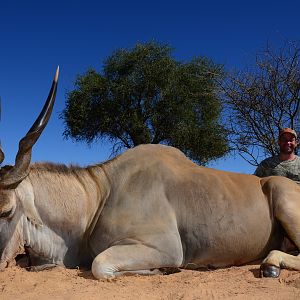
[62,42,229,165]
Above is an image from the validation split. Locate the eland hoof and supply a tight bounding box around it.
[260,263,280,278]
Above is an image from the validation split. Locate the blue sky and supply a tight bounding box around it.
[0,0,299,174]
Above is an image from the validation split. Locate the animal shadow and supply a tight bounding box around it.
[249,268,261,278]
[77,268,96,280]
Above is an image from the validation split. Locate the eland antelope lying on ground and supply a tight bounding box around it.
[0,68,300,279]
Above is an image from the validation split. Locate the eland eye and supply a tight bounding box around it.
[0,208,13,219]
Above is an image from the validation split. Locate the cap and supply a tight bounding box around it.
[279,128,297,139]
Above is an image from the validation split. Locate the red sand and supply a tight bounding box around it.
[1,264,300,299]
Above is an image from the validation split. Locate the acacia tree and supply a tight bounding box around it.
[62,42,229,165]
[222,41,300,166]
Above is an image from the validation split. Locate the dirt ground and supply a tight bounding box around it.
[1,264,300,299]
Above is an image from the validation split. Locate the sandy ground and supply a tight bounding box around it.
[1,264,300,299]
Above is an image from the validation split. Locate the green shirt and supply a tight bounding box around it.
[254,155,300,183]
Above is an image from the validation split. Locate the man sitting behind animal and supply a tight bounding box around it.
[255,128,300,183]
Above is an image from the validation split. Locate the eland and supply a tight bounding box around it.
[0,68,300,279]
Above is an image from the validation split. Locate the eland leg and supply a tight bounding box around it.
[261,179,300,277]
[91,241,183,279]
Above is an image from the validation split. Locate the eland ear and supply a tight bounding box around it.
[0,97,4,165]
[0,67,59,188]
[15,176,43,227]
[0,146,4,166]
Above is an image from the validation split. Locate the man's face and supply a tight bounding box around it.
[278,133,298,154]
